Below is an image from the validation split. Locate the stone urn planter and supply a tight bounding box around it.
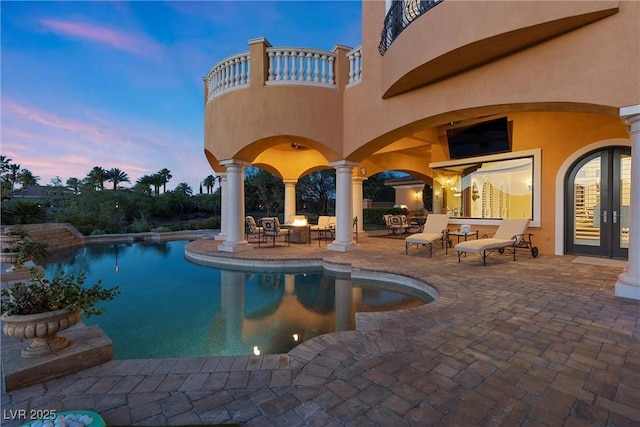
[1,309,82,358]
[0,250,19,264]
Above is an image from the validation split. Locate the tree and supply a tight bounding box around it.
[297,169,336,215]
[158,168,172,193]
[363,172,396,202]
[66,177,81,195]
[174,182,193,196]
[17,169,39,197]
[150,173,164,196]
[202,175,217,194]
[51,176,62,187]
[3,200,46,224]
[244,169,284,216]
[135,175,155,195]
[87,166,107,191]
[105,168,130,192]
[8,163,21,197]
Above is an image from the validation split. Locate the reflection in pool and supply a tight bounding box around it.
[43,241,432,359]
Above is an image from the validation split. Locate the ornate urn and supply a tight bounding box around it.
[1,309,82,358]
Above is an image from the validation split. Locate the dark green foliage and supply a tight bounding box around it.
[245,169,284,217]
[363,172,396,202]
[363,207,408,227]
[1,200,47,224]
[1,268,120,317]
[297,169,335,215]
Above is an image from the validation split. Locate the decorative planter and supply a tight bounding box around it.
[0,251,19,263]
[0,234,21,246]
[1,309,82,358]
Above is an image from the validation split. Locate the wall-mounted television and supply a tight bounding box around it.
[447,117,512,160]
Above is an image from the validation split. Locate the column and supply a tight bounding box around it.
[328,161,358,252]
[218,159,253,253]
[352,176,366,236]
[283,180,297,224]
[214,172,227,241]
[615,105,640,300]
[334,278,352,331]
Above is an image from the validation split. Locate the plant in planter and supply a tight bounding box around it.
[0,228,31,263]
[1,268,120,357]
[9,236,49,270]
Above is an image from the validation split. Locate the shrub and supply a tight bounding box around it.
[1,268,120,317]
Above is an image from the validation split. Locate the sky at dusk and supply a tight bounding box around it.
[1,1,362,191]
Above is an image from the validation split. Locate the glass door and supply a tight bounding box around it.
[567,147,631,259]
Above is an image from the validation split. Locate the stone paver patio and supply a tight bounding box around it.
[1,233,639,426]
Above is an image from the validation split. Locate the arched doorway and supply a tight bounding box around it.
[566,147,631,259]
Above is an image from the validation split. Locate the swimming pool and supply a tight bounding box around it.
[43,240,431,359]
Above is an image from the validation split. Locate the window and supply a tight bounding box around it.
[430,149,541,226]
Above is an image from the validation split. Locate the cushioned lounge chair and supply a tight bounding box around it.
[454,218,534,265]
[405,214,450,256]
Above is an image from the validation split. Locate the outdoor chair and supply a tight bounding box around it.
[454,218,538,265]
[259,217,290,247]
[311,216,335,241]
[385,214,410,235]
[245,216,265,243]
[405,214,450,256]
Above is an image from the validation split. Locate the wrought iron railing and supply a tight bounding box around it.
[379,0,444,56]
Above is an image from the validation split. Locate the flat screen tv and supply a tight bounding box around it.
[447,117,512,160]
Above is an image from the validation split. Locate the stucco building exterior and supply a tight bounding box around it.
[203,0,639,299]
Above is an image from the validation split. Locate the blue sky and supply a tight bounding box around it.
[1,1,361,191]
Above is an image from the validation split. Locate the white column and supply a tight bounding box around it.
[328,161,358,252]
[352,176,366,235]
[283,180,297,224]
[615,105,640,300]
[214,172,227,241]
[334,278,352,331]
[218,159,253,253]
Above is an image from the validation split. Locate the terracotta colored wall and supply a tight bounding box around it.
[343,0,639,156]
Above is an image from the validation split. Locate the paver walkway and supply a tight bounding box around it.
[2,234,639,426]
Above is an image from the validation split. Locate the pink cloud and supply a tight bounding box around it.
[39,19,162,59]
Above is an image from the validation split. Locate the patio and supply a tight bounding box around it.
[1,232,638,426]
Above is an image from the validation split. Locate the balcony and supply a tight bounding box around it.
[205,39,363,103]
[379,0,444,56]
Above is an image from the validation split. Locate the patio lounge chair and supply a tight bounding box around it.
[405,214,450,256]
[454,218,537,265]
[260,217,290,247]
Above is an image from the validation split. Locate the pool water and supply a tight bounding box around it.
[43,241,430,359]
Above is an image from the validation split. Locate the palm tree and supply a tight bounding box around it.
[8,163,21,197]
[0,155,11,174]
[87,166,107,191]
[158,168,172,193]
[17,169,39,197]
[174,182,193,196]
[150,173,164,196]
[105,168,130,192]
[202,175,216,194]
[135,175,155,195]
[66,177,81,195]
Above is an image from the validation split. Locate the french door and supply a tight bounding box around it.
[567,147,631,259]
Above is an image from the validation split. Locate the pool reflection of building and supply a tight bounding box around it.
[209,271,422,356]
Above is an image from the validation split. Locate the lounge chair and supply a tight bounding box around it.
[454,218,537,265]
[405,214,450,256]
[245,216,264,243]
[260,217,290,247]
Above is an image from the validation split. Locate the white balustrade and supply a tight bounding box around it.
[267,48,336,86]
[206,52,250,102]
[347,45,362,86]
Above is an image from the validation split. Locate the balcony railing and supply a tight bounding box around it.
[206,52,250,102]
[379,0,444,56]
[205,41,362,103]
[347,45,362,86]
[266,48,336,86]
